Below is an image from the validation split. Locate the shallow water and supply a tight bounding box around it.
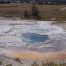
[22,33,49,43]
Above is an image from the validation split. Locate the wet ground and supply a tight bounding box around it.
[0,19,66,61]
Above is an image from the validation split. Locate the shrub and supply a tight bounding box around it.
[31,62,39,66]
[31,4,40,19]
[14,58,21,63]
[24,9,29,18]
[6,64,12,66]
[0,61,2,65]
[42,63,46,66]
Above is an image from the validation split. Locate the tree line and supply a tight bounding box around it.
[0,0,66,5]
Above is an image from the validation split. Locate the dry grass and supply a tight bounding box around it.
[0,4,66,20]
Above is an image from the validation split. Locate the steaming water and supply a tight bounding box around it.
[0,20,66,52]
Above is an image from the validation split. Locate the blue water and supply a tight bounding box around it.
[22,33,49,43]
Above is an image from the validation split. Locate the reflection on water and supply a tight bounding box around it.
[22,33,49,43]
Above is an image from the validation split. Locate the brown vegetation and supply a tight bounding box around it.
[0,61,2,65]
[0,4,66,20]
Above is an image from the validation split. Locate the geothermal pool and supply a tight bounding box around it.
[22,33,49,43]
[0,19,66,61]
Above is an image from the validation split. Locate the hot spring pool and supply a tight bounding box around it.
[22,33,49,43]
